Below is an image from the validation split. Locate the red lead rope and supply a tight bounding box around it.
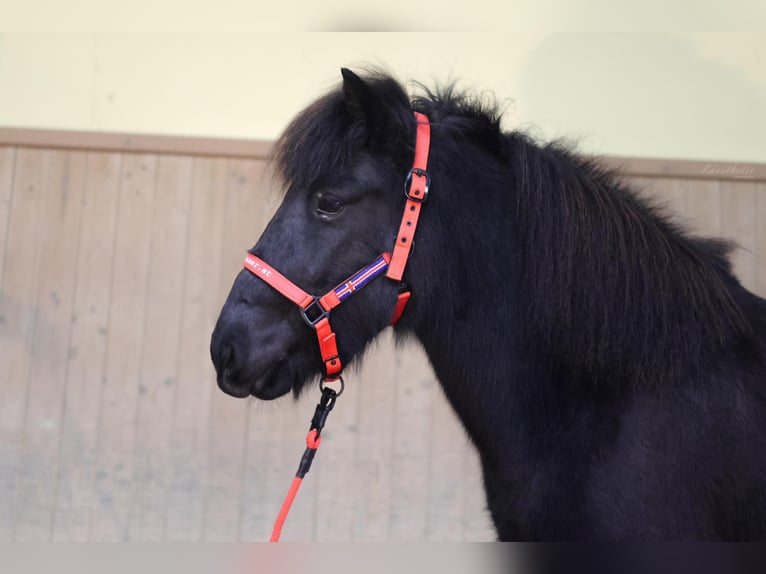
[270,388,336,542]
[269,429,322,542]
[270,428,323,542]
[243,111,431,541]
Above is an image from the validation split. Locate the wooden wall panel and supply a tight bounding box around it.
[720,181,759,293]
[164,157,226,541]
[461,447,497,541]
[14,151,87,541]
[202,160,260,542]
[90,154,157,541]
[685,180,721,237]
[632,176,762,296]
[387,347,437,540]
[0,140,763,542]
[128,155,194,540]
[425,383,470,541]
[350,333,397,541]
[313,373,365,541]
[0,147,16,290]
[759,183,766,295]
[53,152,122,541]
[0,148,48,541]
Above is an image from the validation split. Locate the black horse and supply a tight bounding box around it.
[210,68,766,540]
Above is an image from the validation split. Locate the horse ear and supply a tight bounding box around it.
[341,68,376,122]
[340,67,392,133]
[340,68,410,153]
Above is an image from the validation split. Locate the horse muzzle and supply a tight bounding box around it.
[210,305,297,400]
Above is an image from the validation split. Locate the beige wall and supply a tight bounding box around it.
[0,29,764,162]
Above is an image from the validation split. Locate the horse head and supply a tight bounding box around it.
[210,69,422,400]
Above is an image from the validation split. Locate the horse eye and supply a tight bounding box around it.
[316,195,344,216]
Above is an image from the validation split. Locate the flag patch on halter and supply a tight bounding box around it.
[333,255,389,301]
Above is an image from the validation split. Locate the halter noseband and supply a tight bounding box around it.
[242,111,431,382]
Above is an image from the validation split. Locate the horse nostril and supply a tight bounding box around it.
[213,341,237,377]
[219,343,245,386]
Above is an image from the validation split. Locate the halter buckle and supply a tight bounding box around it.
[300,297,329,328]
[404,168,430,203]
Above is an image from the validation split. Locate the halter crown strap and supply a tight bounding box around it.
[386,111,431,282]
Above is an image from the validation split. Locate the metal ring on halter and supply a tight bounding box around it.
[320,375,345,397]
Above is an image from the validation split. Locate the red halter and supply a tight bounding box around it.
[242,111,431,381]
[243,252,391,379]
[243,111,431,542]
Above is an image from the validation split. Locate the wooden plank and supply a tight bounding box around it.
[605,156,766,182]
[89,153,157,541]
[127,155,193,541]
[758,182,766,298]
[0,127,272,161]
[351,332,397,541]
[240,394,315,541]
[720,181,759,293]
[683,179,722,237]
[13,151,87,541]
[628,175,660,205]
[52,152,122,541]
[312,368,361,541]
[0,148,48,541]
[630,176,688,228]
[202,158,264,541]
[164,157,226,541]
[461,447,496,541]
[425,386,469,541]
[0,147,17,289]
[657,178,687,224]
[387,343,435,540]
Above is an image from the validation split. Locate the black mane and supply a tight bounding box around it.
[505,135,752,391]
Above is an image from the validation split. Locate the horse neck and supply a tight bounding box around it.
[399,129,751,467]
[400,135,548,466]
